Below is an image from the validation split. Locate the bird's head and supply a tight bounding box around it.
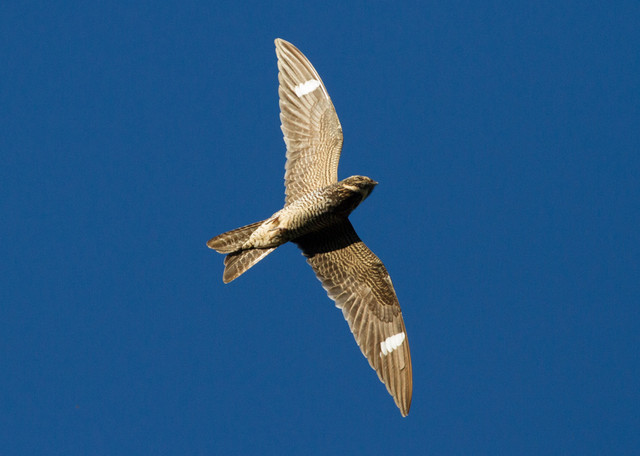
[341,175,378,202]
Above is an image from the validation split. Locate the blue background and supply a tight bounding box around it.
[2,1,639,454]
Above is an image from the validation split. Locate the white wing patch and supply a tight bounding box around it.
[380,332,405,356]
[294,79,321,97]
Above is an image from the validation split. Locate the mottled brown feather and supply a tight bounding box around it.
[295,220,413,417]
[275,39,343,205]
[207,221,264,254]
[223,248,276,283]
[208,39,413,416]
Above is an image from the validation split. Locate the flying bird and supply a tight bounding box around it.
[207,39,413,416]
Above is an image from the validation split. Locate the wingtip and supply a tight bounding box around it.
[275,38,297,52]
[395,388,412,417]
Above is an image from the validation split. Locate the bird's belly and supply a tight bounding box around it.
[280,201,344,238]
[245,186,359,248]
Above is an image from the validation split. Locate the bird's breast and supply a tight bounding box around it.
[278,184,363,239]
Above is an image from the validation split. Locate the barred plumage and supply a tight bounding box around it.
[206,39,413,417]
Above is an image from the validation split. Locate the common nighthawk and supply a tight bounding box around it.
[207,39,412,416]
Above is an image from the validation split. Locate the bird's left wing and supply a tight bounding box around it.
[294,220,413,416]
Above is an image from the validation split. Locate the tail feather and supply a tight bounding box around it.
[222,248,276,283]
[207,220,276,282]
[207,221,263,254]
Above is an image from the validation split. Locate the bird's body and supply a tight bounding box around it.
[207,39,413,416]
[241,176,377,250]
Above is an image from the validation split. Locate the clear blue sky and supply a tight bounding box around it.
[2,1,639,454]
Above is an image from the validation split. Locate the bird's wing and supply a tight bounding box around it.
[275,38,343,205]
[294,220,413,416]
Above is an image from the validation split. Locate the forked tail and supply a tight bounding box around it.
[206,220,276,283]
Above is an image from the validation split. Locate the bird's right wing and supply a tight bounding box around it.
[294,220,413,416]
[275,39,344,205]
